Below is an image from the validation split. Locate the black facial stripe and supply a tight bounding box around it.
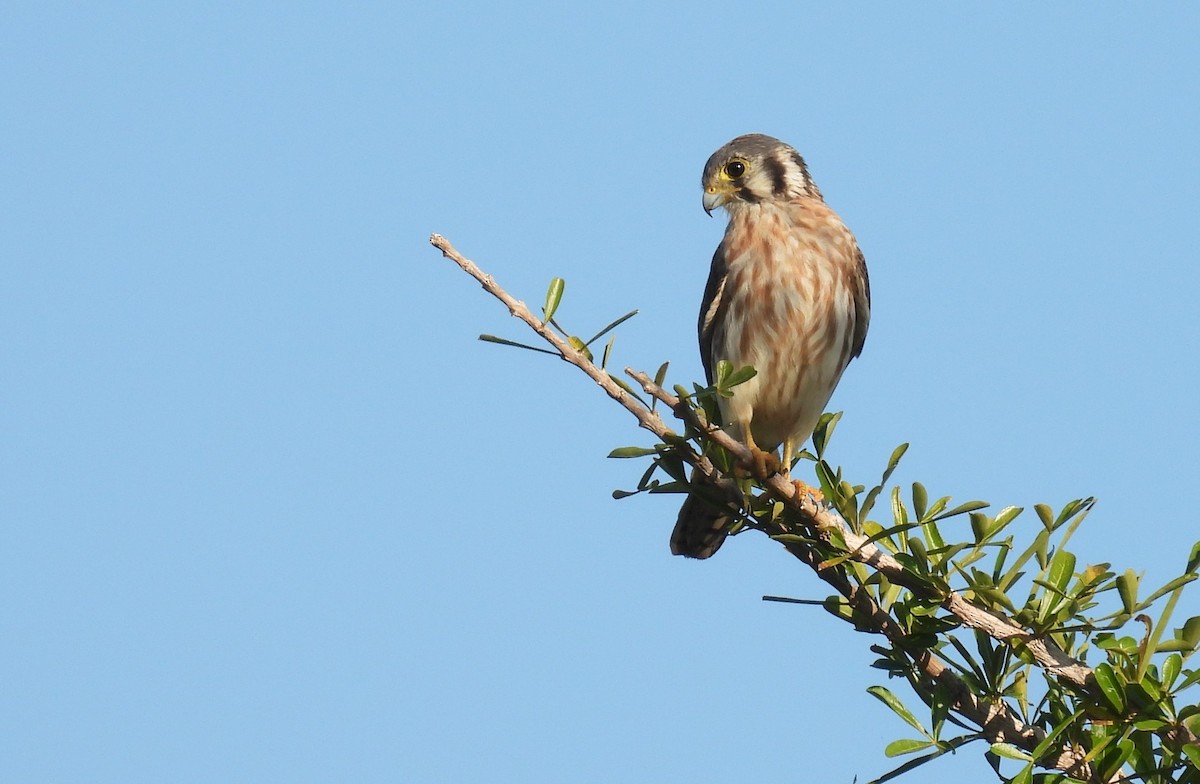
[737,186,761,203]
[764,154,788,196]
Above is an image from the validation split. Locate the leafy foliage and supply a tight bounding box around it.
[612,395,1200,783]
[462,266,1200,783]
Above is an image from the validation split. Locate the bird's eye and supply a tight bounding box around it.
[724,160,747,179]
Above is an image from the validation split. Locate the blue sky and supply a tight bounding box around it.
[4,3,1199,782]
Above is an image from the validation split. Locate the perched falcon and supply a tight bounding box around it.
[670,134,871,559]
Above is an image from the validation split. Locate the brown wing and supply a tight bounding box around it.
[697,238,729,387]
[849,246,871,360]
[670,239,740,559]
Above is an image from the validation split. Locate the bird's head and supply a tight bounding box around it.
[701,133,822,215]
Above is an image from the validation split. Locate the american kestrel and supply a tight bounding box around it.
[671,134,871,558]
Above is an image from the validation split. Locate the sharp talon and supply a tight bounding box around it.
[792,479,824,503]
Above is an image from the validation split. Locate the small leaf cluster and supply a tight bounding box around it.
[479,275,638,371]
[608,360,764,520]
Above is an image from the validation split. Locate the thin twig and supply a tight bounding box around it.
[430,233,667,437]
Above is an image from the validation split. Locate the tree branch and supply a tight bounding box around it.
[625,371,1094,690]
[429,233,666,436]
[429,232,1106,776]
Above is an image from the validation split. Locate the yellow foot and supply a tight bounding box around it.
[731,447,780,480]
[751,447,781,479]
[792,479,825,503]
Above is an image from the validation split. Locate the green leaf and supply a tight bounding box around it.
[1053,498,1095,541]
[928,683,952,740]
[1032,707,1086,762]
[969,584,1017,613]
[921,520,945,553]
[932,499,989,521]
[542,277,565,322]
[1034,540,1049,570]
[1138,574,1199,610]
[891,486,909,527]
[605,373,647,406]
[923,495,949,520]
[912,482,928,520]
[1163,653,1183,689]
[584,309,639,346]
[635,461,660,490]
[1116,569,1139,615]
[600,334,616,370]
[1046,549,1077,596]
[477,334,558,355]
[1006,669,1028,718]
[1138,581,1187,683]
[866,685,928,736]
[567,335,593,361]
[969,512,992,543]
[884,738,933,758]
[866,734,978,784]
[653,361,669,389]
[1151,639,1196,653]
[823,596,857,625]
[607,446,658,458]
[994,506,1024,527]
[1187,541,1200,574]
[1129,677,1162,704]
[1054,497,1094,529]
[656,451,689,482]
[1009,764,1033,784]
[814,460,839,506]
[723,364,757,389]
[946,635,987,683]
[998,528,1050,591]
[907,536,929,568]
[937,541,968,561]
[1079,562,1110,586]
[1183,616,1200,648]
[1093,662,1126,713]
[1030,774,1088,784]
[712,362,754,396]
[1181,744,1200,769]
[885,443,908,474]
[854,521,919,553]
[811,411,842,458]
[970,506,1020,544]
[1035,503,1055,531]
[1097,739,1134,782]
[860,444,908,522]
[989,742,1033,762]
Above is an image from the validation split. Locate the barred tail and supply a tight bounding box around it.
[670,494,733,559]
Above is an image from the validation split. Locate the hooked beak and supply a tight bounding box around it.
[702,186,733,216]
